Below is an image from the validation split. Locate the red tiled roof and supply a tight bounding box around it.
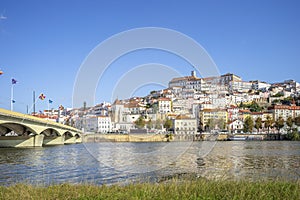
[158,97,171,101]
[170,76,201,82]
[175,115,192,120]
[239,109,251,113]
[272,105,300,110]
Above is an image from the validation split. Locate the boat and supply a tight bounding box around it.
[228,136,247,141]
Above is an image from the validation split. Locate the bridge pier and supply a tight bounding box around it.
[0,135,44,147]
[43,136,65,146]
[64,137,77,144]
[75,136,82,143]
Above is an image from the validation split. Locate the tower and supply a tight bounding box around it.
[191,70,196,77]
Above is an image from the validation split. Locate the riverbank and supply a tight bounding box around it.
[0,179,299,200]
[82,133,299,143]
[82,133,168,142]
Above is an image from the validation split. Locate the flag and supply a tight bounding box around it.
[49,99,53,104]
[11,100,15,103]
[39,93,46,100]
[12,78,17,84]
[0,70,3,75]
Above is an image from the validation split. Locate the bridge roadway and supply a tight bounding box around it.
[0,108,82,147]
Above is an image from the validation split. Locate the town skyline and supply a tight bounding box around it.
[24,70,299,139]
[1,69,299,113]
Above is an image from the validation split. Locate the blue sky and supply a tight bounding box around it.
[0,0,299,113]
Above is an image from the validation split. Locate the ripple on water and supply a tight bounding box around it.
[0,141,299,185]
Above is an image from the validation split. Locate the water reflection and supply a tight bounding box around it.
[196,141,300,181]
[0,141,299,185]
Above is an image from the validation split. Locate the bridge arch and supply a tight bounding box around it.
[40,128,61,137]
[62,130,81,138]
[74,133,81,139]
[0,122,37,136]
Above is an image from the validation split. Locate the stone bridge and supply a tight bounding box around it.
[0,108,82,147]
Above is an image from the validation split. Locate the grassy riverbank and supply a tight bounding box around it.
[1,179,299,200]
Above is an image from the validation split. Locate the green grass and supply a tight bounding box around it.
[0,179,299,200]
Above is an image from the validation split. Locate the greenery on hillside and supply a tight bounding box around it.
[239,101,263,112]
[272,96,295,105]
[271,92,284,97]
[0,179,299,200]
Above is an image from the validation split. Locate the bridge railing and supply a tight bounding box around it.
[0,108,81,133]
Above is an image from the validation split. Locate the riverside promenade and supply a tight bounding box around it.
[82,133,168,142]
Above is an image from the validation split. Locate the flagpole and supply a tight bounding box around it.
[33,91,36,114]
[10,83,13,111]
[47,99,49,118]
[28,91,40,115]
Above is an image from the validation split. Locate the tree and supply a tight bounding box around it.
[216,118,225,130]
[286,116,294,133]
[281,97,293,105]
[206,118,216,131]
[239,102,244,108]
[274,116,285,134]
[249,101,262,112]
[243,116,254,133]
[287,128,300,141]
[294,116,300,126]
[239,101,262,112]
[145,103,152,111]
[155,119,162,129]
[163,119,173,131]
[135,116,145,129]
[147,119,153,129]
[271,92,284,97]
[255,117,262,133]
[265,115,274,134]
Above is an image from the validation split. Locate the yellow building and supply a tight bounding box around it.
[251,112,273,121]
[238,109,251,121]
[200,109,228,130]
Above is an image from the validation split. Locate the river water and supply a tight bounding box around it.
[0,141,299,186]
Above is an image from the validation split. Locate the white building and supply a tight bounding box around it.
[271,105,300,121]
[74,115,112,133]
[169,71,201,90]
[113,122,134,132]
[251,80,271,91]
[173,115,197,135]
[228,119,244,133]
[158,98,172,113]
[229,81,252,93]
[111,99,125,123]
[227,106,240,121]
[97,116,112,133]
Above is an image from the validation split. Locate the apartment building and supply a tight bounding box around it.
[173,115,197,135]
[199,109,228,130]
[158,98,172,113]
[270,105,300,121]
